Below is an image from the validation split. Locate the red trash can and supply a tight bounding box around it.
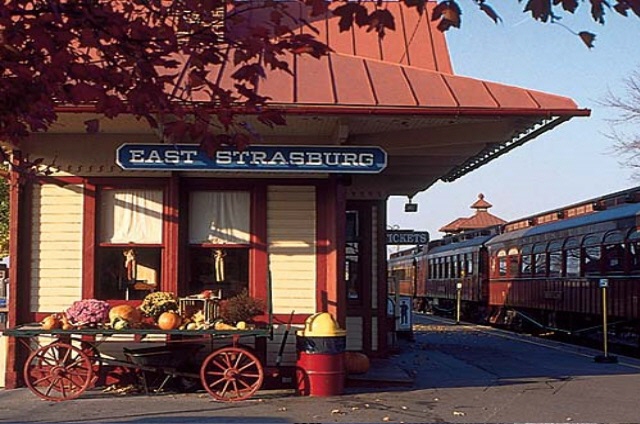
[295,312,347,397]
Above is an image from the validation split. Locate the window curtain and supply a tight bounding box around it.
[100,189,164,244]
[189,191,251,244]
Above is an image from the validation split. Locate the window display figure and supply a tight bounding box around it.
[122,248,156,299]
[214,249,226,282]
[124,248,137,282]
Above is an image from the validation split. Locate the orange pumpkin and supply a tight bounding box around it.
[344,351,370,375]
[157,312,182,330]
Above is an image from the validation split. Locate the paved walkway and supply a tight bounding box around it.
[2,314,640,423]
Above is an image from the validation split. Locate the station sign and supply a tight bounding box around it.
[386,230,429,245]
[116,144,387,174]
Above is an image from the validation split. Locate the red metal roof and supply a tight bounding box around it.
[439,194,507,233]
[247,2,584,116]
[257,51,582,114]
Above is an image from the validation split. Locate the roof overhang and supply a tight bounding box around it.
[13,52,589,198]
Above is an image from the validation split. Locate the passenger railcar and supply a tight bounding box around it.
[422,232,494,319]
[388,246,427,309]
[388,186,640,346]
[486,197,640,339]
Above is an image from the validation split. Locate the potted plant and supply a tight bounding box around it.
[218,289,264,327]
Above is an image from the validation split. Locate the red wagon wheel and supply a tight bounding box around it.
[200,346,264,402]
[23,342,94,401]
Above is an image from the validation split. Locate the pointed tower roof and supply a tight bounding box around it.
[439,194,506,234]
[471,193,493,210]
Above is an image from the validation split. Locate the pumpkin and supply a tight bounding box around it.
[344,351,370,375]
[157,311,182,330]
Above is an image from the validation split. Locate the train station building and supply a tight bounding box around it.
[1,2,589,389]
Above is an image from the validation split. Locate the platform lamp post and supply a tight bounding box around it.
[594,278,618,363]
[455,283,462,325]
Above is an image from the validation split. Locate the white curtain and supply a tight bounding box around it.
[189,191,251,244]
[100,189,164,244]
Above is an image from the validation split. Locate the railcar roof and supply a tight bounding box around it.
[487,201,640,248]
[428,235,495,255]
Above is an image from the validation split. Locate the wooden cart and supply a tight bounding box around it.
[4,325,273,402]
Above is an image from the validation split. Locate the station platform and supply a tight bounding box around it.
[2,314,640,423]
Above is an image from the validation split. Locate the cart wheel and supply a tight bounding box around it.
[200,346,264,402]
[79,340,102,387]
[23,342,93,401]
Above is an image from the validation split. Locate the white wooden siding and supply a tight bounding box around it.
[267,186,316,314]
[30,184,84,312]
[346,316,363,351]
[266,324,303,367]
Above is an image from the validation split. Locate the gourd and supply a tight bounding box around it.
[41,314,62,330]
[109,304,142,325]
[344,351,370,374]
[157,311,182,330]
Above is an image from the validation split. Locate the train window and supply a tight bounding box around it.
[507,248,519,277]
[603,231,625,274]
[628,230,640,273]
[583,234,603,275]
[521,245,533,276]
[508,256,519,277]
[497,250,507,277]
[444,257,450,279]
[452,255,458,278]
[521,254,532,275]
[548,241,563,278]
[563,237,581,277]
[466,254,474,276]
[627,230,640,273]
[533,243,547,277]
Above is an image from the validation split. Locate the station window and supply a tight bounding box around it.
[187,191,251,299]
[96,188,164,300]
[583,234,602,275]
[466,253,474,276]
[564,237,581,278]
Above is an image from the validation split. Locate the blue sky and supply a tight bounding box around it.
[387,3,640,240]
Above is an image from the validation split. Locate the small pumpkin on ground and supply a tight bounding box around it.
[344,351,370,375]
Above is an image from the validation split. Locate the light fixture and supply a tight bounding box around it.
[404,196,418,213]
